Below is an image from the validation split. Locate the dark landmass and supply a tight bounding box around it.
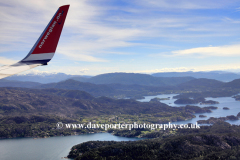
[173,90,239,99]
[174,98,203,104]
[108,128,150,138]
[151,97,170,101]
[68,122,240,160]
[233,95,240,101]
[198,116,239,124]
[149,97,169,102]
[237,112,240,117]
[223,107,230,110]
[200,100,219,105]
[203,106,218,110]
[199,115,207,118]
[183,105,212,113]
[174,97,219,105]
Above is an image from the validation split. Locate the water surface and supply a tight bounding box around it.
[138,94,240,125]
[0,133,141,160]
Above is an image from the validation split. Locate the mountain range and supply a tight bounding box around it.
[5,71,240,84]
[72,73,195,86]
[1,74,240,99]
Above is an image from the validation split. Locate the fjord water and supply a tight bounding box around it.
[138,94,240,125]
[0,133,141,160]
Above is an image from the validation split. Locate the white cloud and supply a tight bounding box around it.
[0,0,149,62]
[58,50,108,62]
[21,66,90,75]
[171,44,240,57]
[1,0,240,77]
[136,0,239,10]
[236,7,240,12]
[136,63,240,74]
[0,57,17,65]
[222,17,240,24]
[137,67,190,73]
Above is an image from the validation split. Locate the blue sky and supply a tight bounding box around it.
[0,0,240,75]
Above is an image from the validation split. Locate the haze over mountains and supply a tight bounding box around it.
[1,72,240,98]
[152,71,240,82]
[72,73,194,86]
[5,71,240,84]
[5,72,90,84]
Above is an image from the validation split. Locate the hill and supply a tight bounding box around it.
[177,78,224,90]
[223,79,240,88]
[35,79,116,97]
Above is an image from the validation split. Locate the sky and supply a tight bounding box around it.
[1,0,240,76]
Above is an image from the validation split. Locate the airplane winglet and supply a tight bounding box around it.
[21,5,70,64]
[0,5,70,79]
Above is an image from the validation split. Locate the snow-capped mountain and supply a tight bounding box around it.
[5,72,91,84]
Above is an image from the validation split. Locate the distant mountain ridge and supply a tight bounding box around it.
[71,73,195,86]
[152,71,240,82]
[4,71,240,84]
[1,72,240,99]
[0,79,41,88]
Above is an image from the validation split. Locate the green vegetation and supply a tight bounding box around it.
[0,115,101,138]
[0,87,212,138]
[198,116,239,124]
[68,122,240,160]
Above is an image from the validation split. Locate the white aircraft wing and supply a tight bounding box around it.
[0,5,70,79]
